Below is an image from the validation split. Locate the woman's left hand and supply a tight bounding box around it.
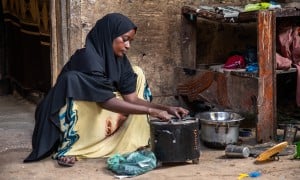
[167,106,189,119]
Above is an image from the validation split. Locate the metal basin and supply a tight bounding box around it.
[196,111,244,125]
[196,111,244,149]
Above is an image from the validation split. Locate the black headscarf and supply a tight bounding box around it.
[24,13,138,162]
[62,13,138,96]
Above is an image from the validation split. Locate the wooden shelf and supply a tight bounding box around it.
[180,5,300,143]
[182,5,300,23]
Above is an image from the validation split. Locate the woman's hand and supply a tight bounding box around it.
[148,108,173,121]
[167,106,189,119]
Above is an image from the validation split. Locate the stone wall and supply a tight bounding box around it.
[66,0,266,105]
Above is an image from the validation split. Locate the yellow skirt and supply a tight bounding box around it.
[54,66,150,159]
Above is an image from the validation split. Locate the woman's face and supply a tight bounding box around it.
[113,29,136,57]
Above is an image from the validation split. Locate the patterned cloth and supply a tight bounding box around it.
[53,66,151,159]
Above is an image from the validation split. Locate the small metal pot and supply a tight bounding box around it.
[196,111,244,149]
[149,117,200,163]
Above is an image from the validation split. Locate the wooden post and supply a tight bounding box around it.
[180,12,197,69]
[256,10,277,143]
[50,0,69,85]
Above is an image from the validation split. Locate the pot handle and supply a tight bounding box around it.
[214,123,230,134]
[215,123,219,133]
[225,123,229,134]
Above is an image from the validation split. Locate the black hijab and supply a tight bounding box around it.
[24,13,138,162]
[62,13,138,96]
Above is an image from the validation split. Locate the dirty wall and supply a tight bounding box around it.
[66,0,263,105]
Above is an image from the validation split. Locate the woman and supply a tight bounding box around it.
[24,13,189,167]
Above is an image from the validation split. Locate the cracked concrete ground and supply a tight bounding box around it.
[0,94,299,180]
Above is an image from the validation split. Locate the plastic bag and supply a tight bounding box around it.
[107,149,157,176]
[245,63,258,72]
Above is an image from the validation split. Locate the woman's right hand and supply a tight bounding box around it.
[148,108,173,121]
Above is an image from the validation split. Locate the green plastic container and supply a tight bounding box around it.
[294,141,300,159]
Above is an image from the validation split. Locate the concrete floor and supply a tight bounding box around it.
[0,94,34,153]
[0,94,299,180]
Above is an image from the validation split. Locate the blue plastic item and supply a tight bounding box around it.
[248,171,262,178]
[246,63,258,72]
[107,149,157,176]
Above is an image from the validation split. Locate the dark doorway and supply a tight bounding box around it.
[0,0,51,100]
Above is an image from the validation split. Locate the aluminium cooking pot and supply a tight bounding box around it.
[149,117,200,164]
[196,111,244,149]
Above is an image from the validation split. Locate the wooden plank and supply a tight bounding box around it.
[51,0,69,85]
[238,11,258,22]
[50,0,58,85]
[256,10,276,143]
[274,7,300,17]
[180,11,197,69]
[182,5,300,23]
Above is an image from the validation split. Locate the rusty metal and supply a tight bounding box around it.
[177,71,214,101]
